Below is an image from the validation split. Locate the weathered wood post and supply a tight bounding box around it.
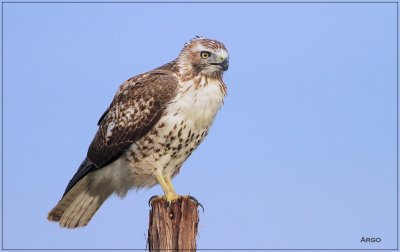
[148,196,200,251]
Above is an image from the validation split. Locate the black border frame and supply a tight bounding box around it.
[1,1,398,250]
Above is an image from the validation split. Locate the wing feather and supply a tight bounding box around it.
[63,70,178,195]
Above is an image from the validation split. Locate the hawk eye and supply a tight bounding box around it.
[200,51,211,59]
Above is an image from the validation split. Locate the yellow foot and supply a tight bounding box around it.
[164,192,180,202]
[155,174,180,203]
[148,194,180,206]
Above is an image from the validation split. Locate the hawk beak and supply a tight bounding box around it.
[211,58,229,71]
[219,58,229,71]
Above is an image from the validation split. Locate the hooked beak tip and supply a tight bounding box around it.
[211,59,229,71]
[221,60,229,71]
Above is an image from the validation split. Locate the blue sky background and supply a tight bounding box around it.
[2,2,398,250]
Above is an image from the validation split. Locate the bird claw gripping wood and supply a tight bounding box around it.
[186,195,204,213]
[148,195,204,212]
[148,194,180,207]
[148,195,159,206]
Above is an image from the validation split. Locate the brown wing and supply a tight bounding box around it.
[63,70,178,195]
[88,71,178,166]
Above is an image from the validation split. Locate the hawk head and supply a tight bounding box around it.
[178,36,229,79]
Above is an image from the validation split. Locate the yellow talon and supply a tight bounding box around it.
[164,192,179,202]
[156,174,180,202]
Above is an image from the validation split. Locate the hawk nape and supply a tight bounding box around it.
[47,37,229,228]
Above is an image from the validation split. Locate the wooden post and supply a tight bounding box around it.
[148,196,200,251]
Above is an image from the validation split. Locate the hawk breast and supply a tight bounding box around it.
[125,76,226,182]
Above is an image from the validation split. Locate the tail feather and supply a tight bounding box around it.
[48,176,89,222]
[47,175,112,228]
[60,190,94,228]
[78,197,101,226]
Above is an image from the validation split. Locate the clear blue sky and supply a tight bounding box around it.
[3,2,397,250]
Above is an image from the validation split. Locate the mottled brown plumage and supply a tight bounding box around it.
[48,36,229,228]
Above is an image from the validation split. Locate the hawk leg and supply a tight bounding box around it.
[156,174,179,202]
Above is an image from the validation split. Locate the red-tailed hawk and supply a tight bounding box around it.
[47,36,229,228]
